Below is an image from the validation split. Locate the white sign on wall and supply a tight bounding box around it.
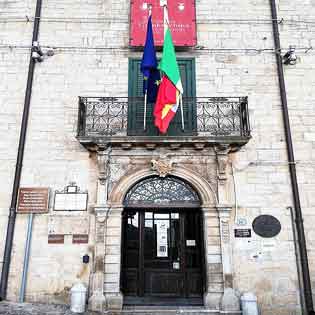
[54,193,88,211]
[53,183,88,211]
[156,221,168,257]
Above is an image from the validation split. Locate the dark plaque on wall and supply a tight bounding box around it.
[252,215,281,238]
[234,228,251,238]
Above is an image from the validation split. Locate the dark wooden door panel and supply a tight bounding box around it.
[186,272,203,297]
[145,271,184,297]
[121,209,204,302]
[122,269,139,295]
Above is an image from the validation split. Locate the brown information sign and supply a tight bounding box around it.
[72,234,89,244]
[48,234,64,244]
[17,187,49,213]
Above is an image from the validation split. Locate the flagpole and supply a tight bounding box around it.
[180,94,185,131]
[163,1,169,31]
[143,91,147,130]
[143,5,152,131]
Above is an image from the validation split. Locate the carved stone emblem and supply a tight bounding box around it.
[214,145,231,181]
[97,150,109,185]
[151,159,173,177]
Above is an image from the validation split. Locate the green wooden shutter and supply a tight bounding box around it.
[127,58,196,136]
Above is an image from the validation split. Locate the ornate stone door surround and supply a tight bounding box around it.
[88,147,240,313]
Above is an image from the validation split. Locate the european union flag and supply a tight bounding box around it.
[140,15,160,103]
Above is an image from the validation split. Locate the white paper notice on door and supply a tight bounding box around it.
[156,221,168,257]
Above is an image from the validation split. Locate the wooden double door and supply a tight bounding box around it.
[121,209,204,305]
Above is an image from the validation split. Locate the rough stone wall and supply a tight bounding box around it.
[0,0,117,303]
[228,2,315,315]
[0,0,314,314]
[196,1,302,312]
[195,0,315,314]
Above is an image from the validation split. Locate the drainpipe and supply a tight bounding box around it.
[0,0,43,300]
[269,1,314,314]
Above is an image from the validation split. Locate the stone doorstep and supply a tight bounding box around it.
[106,307,242,315]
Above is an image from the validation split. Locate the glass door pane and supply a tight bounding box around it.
[121,211,139,296]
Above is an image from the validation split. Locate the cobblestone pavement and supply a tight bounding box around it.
[0,302,100,315]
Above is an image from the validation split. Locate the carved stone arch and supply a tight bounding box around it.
[124,175,201,207]
[108,165,217,208]
[104,165,234,312]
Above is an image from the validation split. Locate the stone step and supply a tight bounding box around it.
[107,307,241,315]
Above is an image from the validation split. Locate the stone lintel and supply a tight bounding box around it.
[77,135,250,152]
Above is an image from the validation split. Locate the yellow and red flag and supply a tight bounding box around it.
[153,11,183,134]
[154,76,180,133]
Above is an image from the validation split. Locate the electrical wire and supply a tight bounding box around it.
[0,16,128,23]
[1,16,315,26]
[0,44,313,55]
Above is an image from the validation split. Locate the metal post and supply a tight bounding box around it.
[143,91,147,130]
[143,5,152,131]
[0,0,43,300]
[19,213,34,303]
[180,94,184,131]
[289,206,307,315]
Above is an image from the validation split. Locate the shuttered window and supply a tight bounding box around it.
[127,58,196,136]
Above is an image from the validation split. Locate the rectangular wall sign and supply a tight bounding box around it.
[234,229,251,238]
[54,192,88,211]
[72,234,89,244]
[156,221,168,257]
[48,234,64,244]
[17,187,49,213]
[186,240,196,246]
[130,0,197,47]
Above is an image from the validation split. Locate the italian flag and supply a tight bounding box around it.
[153,16,183,134]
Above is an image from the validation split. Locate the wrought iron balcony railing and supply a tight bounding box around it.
[77,96,250,140]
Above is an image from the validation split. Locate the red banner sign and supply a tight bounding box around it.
[130,0,196,47]
[72,234,89,244]
[48,234,64,244]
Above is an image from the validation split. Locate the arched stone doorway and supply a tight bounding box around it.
[90,164,236,312]
[121,176,204,305]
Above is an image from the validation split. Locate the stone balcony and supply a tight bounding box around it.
[76,96,251,151]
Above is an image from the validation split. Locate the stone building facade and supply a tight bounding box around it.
[0,1,315,315]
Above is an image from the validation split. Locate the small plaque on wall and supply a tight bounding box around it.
[72,234,89,244]
[48,234,64,244]
[186,240,196,246]
[234,228,251,238]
